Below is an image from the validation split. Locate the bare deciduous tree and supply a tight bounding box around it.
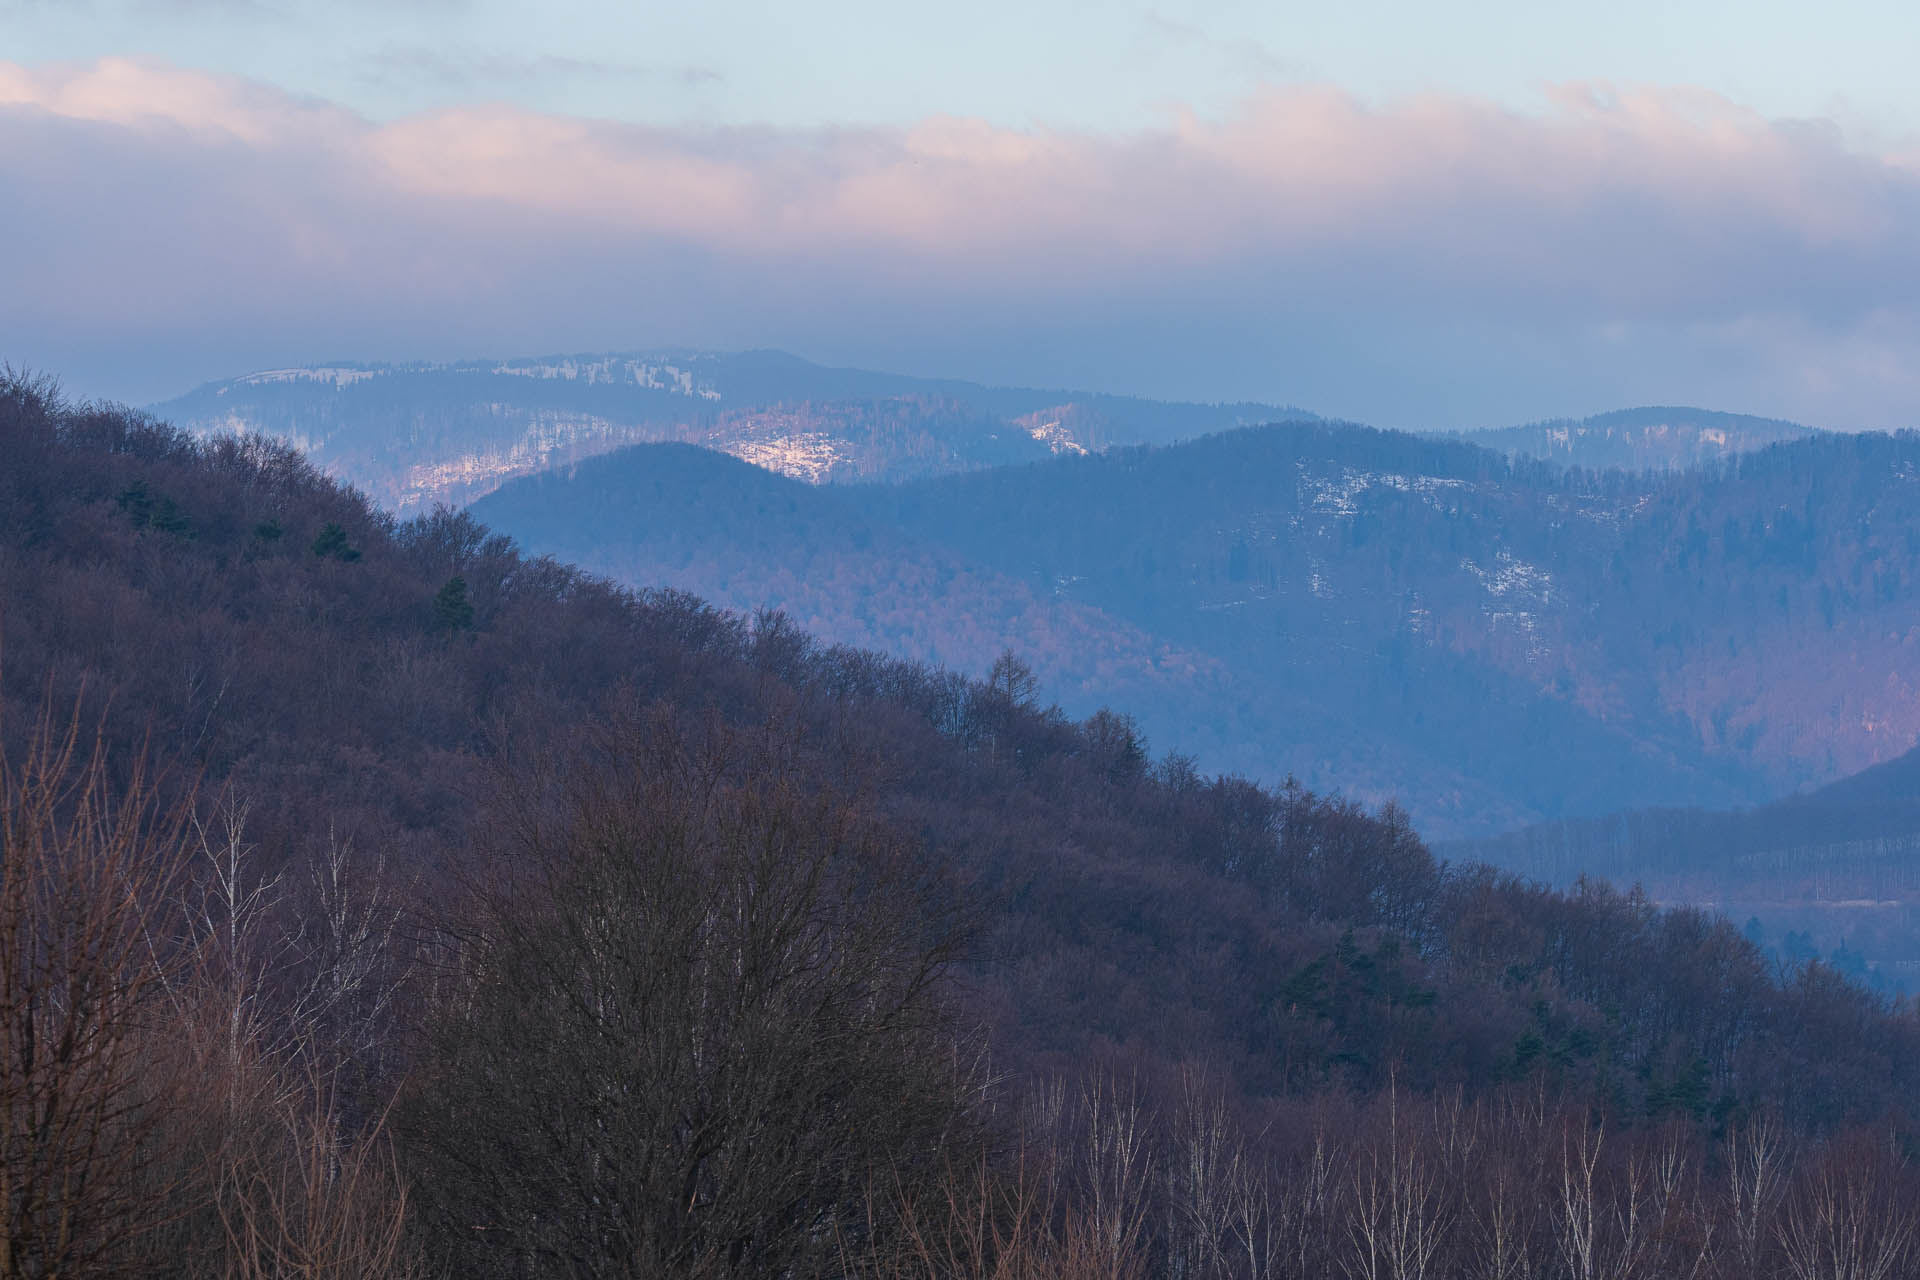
[1777,1136,1919,1280]
[201,1060,421,1280]
[1076,1073,1155,1275]
[1553,1118,1656,1280]
[0,701,194,1278]
[1165,1066,1245,1280]
[292,826,407,1070]
[398,711,984,1278]
[1343,1086,1454,1280]
[1725,1110,1789,1277]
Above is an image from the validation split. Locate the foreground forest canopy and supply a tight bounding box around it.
[6,369,1920,1276]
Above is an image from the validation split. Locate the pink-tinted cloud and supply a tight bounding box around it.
[6,56,1920,427]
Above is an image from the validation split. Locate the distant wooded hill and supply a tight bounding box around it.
[472,422,1920,841]
[1453,406,1819,471]
[149,351,1827,518]
[149,352,1827,518]
[149,350,1305,509]
[1446,738,1920,992]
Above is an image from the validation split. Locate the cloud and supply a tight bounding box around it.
[6,55,1920,427]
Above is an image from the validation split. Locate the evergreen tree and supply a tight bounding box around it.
[311,522,360,561]
[432,576,474,632]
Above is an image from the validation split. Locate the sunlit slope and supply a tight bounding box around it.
[150,349,1302,509]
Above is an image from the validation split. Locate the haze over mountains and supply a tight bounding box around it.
[150,351,1817,515]
[472,420,1920,839]
[151,350,1307,510]
[146,348,1904,848]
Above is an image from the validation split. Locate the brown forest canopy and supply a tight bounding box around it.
[4,366,1916,1123]
[5,370,1920,1275]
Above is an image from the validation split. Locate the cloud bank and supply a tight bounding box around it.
[6,56,1920,426]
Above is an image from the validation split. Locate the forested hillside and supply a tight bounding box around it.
[474,422,1920,838]
[1450,740,1920,993]
[11,370,1920,1274]
[8,373,1920,1277]
[150,350,1301,509]
[1456,406,1818,471]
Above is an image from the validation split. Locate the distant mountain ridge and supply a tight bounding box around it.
[1455,406,1820,471]
[154,350,1832,520]
[472,421,1920,840]
[148,350,1309,510]
[150,351,1900,838]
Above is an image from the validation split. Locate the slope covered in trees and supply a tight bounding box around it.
[1449,738,1920,993]
[7,372,1920,1276]
[1454,406,1818,471]
[149,350,1304,509]
[474,422,1920,838]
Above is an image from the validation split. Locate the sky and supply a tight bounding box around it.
[5,0,1920,429]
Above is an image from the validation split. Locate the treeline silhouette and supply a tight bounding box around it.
[6,368,1920,1277]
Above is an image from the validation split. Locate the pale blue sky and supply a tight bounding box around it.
[8,0,1919,137]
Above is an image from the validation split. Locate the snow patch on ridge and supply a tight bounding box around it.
[1025,419,1089,455]
[1461,551,1554,604]
[722,434,849,484]
[1300,466,1466,516]
[1462,552,1556,663]
[488,358,720,399]
[231,367,378,390]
